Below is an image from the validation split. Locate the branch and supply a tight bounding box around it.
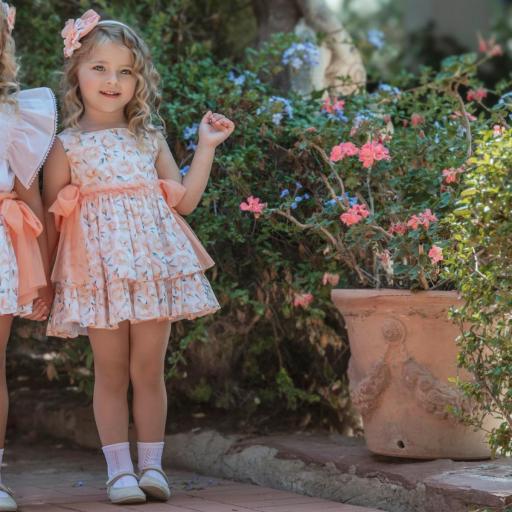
[452,85,473,158]
[310,142,348,207]
[272,209,368,285]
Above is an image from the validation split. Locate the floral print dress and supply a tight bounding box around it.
[47,128,219,338]
[0,88,56,316]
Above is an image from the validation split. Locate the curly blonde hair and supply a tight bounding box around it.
[61,21,163,137]
[0,3,18,105]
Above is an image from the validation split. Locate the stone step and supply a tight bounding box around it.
[167,430,512,512]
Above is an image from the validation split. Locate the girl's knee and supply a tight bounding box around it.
[95,362,130,393]
[129,360,165,389]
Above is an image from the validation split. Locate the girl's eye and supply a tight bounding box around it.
[121,69,132,75]
[93,65,105,72]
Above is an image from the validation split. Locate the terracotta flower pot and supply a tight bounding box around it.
[331,289,498,459]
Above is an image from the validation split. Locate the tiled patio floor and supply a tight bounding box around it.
[6,439,379,512]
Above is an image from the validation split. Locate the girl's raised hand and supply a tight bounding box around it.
[198,111,235,148]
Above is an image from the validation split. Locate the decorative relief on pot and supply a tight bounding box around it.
[402,359,472,420]
[381,317,406,344]
[349,315,470,422]
[349,360,390,416]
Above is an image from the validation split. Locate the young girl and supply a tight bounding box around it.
[0,2,55,510]
[43,10,234,505]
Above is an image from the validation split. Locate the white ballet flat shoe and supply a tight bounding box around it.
[0,484,17,512]
[139,466,171,501]
[106,472,146,505]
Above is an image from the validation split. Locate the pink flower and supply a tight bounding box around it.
[293,292,314,308]
[489,44,503,57]
[407,215,421,230]
[467,88,487,102]
[358,141,390,168]
[407,209,438,230]
[330,142,359,162]
[478,37,487,53]
[322,97,345,114]
[352,204,370,218]
[428,245,443,264]
[478,34,503,57]
[306,127,317,133]
[451,110,477,122]
[442,167,464,184]
[340,204,369,226]
[61,9,101,58]
[340,212,360,226]
[240,196,267,218]
[442,168,458,184]
[322,272,340,286]
[419,208,438,228]
[411,113,424,127]
[378,249,392,267]
[388,222,407,235]
[493,124,505,137]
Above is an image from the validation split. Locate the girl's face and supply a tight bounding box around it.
[77,41,136,120]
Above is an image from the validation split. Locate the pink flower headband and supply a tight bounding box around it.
[61,9,101,58]
[1,2,15,33]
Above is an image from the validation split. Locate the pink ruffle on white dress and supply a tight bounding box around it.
[0,87,56,315]
[47,128,220,338]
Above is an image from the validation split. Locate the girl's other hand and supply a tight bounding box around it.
[198,111,235,148]
[22,286,53,321]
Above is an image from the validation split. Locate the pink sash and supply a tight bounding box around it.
[49,179,214,285]
[0,192,46,306]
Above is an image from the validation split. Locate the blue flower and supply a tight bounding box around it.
[186,142,197,151]
[378,83,401,95]
[295,181,303,189]
[259,96,294,125]
[269,96,294,119]
[303,193,311,200]
[295,195,303,203]
[498,92,512,107]
[367,29,385,49]
[352,111,373,129]
[228,71,246,86]
[324,194,357,208]
[180,165,191,176]
[291,202,298,209]
[328,110,349,123]
[272,112,283,126]
[228,70,260,87]
[280,189,290,198]
[282,42,320,70]
[183,123,199,141]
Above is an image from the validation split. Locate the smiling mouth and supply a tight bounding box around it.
[100,91,121,98]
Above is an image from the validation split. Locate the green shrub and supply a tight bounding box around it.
[446,126,512,456]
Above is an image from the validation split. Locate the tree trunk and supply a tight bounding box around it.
[251,0,366,95]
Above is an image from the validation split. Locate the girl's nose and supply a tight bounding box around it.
[105,73,119,85]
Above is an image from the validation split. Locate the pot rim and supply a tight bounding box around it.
[331,288,463,312]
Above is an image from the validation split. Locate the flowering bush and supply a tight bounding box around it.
[241,51,511,298]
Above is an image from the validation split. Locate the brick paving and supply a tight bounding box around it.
[4,439,379,512]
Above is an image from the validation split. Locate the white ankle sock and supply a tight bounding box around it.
[137,441,167,485]
[0,449,10,499]
[102,442,138,489]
